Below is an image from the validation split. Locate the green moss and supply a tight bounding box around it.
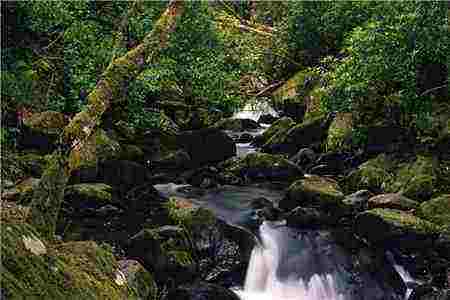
[23,111,68,135]
[272,68,319,102]
[166,197,215,230]
[119,144,144,161]
[261,117,295,145]
[417,194,450,227]
[1,223,137,299]
[288,175,345,208]
[303,86,327,122]
[64,183,113,203]
[364,208,439,235]
[325,112,352,152]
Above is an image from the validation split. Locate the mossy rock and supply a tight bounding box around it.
[2,177,40,203]
[325,112,353,152]
[368,193,419,211]
[166,197,216,230]
[213,118,260,132]
[113,120,137,142]
[23,111,68,135]
[417,194,450,227]
[345,154,394,193]
[1,200,30,224]
[19,152,50,177]
[116,260,157,299]
[1,151,27,186]
[354,208,439,250]
[280,175,344,211]
[272,68,319,103]
[385,155,438,201]
[64,183,113,204]
[225,152,302,182]
[1,222,143,299]
[119,144,144,162]
[303,86,327,122]
[260,117,295,145]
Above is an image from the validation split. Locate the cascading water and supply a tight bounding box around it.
[234,222,345,300]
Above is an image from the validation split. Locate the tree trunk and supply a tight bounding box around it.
[28,0,185,240]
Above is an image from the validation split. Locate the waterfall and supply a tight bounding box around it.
[234,222,345,300]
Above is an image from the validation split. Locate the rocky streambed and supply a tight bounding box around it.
[1,105,449,299]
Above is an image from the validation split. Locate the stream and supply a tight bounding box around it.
[154,102,415,300]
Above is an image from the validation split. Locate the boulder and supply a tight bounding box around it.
[354,208,438,250]
[213,118,260,132]
[166,282,241,300]
[18,111,68,153]
[289,148,316,169]
[1,222,139,299]
[19,152,48,177]
[325,112,353,152]
[177,128,236,168]
[151,149,191,171]
[258,114,277,124]
[263,114,334,155]
[260,116,295,145]
[364,126,415,155]
[280,175,344,211]
[417,194,450,227]
[368,193,419,211]
[1,177,40,204]
[342,190,372,214]
[286,206,335,227]
[119,144,144,162]
[113,120,137,143]
[225,152,303,182]
[62,183,114,217]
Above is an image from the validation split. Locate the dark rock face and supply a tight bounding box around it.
[290,148,316,169]
[409,285,450,300]
[236,133,254,143]
[177,128,236,168]
[364,126,416,155]
[258,114,278,124]
[286,207,335,228]
[166,282,241,300]
[342,190,372,214]
[17,125,57,153]
[214,118,260,132]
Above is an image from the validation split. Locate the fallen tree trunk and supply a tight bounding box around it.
[28,0,185,240]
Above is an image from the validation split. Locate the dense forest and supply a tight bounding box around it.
[1,1,449,300]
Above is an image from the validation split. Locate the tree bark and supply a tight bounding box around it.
[28,0,185,240]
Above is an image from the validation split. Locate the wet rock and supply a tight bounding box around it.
[116,259,157,299]
[152,149,191,171]
[236,133,254,143]
[178,128,236,168]
[435,226,450,260]
[260,116,295,146]
[119,144,144,162]
[280,175,344,211]
[342,189,372,214]
[214,118,260,132]
[368,193,419,211]
[263,114,334,155]
[258,114,277,124]
[62,183,113,217]
[409,285,450,300]
[286,207,335,227]
[289,148,316,168]
[354,208,438,250]
[226,152,303,182]
[166,282,241,300]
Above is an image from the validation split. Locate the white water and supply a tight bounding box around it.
[393,264,415,300]
[233,101,278,122]
[234,223,345,300]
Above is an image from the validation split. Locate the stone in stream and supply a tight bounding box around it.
[213,118,260,132]
[258,114,277,124]
[368,193,419,211]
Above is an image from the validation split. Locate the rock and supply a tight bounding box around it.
[214,118,260,132]
[409,285,450,300]
[1,200,30,224]
[345,154,394,193]
[225,152,303,182]
[364,126,415,155]
[435,226,450,260]
[386,155,438,202]
[166,282,241,300]
[127,225,197,285]
[113,120,137,142]
[260,116,295,145]
[263,114,334,155]
[280,175,344,211]
[184,166,219,188]
[368,193,419,211]
[152,149,191,171]
[312,151,353,175]
[116,259,157,299]
[325,112,353,152]
[236,133,253,143]
[417,194,450,227]
[98,160,152,199]
[119,144,144,162]
[177,128,236,168]
[62,183,113,217]
[1,222,137,299]
[258,114,277,124]
[342,190,372,214]
[286,207,335,227]
[18,111,68,153]
[354,208,438,250]
[289,148,316,168]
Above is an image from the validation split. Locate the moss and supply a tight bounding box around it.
[303,86,327,122]
[363,208,439,235]
[326,112,353,152]
[288,175,345,208]
[119,144,144,162]
[345,154,394,193]
[64,183,113,203]
[272,68,319,103]
[386,155,438,201]
[166,197,215,230]
[1,223,138,299]
[417,194,450,227]
[23,111,68,135]
[261,117,295,145]
[19,153,49,177]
